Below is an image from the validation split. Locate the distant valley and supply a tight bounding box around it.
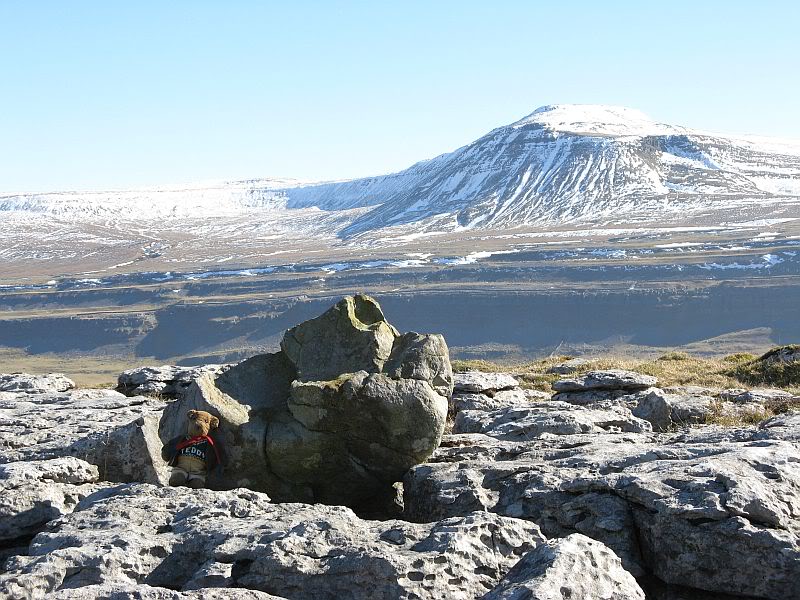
[2,104,799,380]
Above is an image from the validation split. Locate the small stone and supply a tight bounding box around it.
[720,388,796,404]
[547,357,592,375]
[0,373,74,394]
[453,371,519,394]
[553,370,658,392]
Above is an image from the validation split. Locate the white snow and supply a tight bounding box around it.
[434,249,520,265]
[699,253,786,271]
[655,242,706,249]
[511,104,682,137]
[727,218,798,227]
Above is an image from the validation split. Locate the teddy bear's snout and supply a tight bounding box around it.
[188,420,209,437]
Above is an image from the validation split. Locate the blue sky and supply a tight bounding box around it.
[1,1,798,192]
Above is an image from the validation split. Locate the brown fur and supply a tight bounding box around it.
[186,409,220,437]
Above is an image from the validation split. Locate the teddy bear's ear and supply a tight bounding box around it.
[187,410,198,419]
[210,416,220,429]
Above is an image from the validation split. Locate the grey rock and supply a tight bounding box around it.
[0,457,101,542]
[664,385,719,397]
[160,352,295,494]
[546,357,592,375]
[720,388,797,404]
[524,389,552,401]
[552,389,630,405]
[117,364,231,398]
[453,389,532,413]
[280,294,400,382]
[102,413,171,484]
[631,388,715,431]
[757,411,800,443]
[0,385,168,549]
[51,585,288,599]
[484,533,646,600]
[761,345,800,365]
[0,484,545,600]
[0,373,74,394]
[271,371,447,504]
[669,394,715,425]
[453,371,520,394]
[553,370,658,392]
[454,402,652,440]
[632,388,674,431]
[0,387,166,466]
[383,331,454,397]
[404,429,800,599]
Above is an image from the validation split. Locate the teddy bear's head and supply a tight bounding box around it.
[187,409,220,437]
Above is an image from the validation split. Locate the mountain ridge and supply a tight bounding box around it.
[2,104,800,238]
[283,104,800,236]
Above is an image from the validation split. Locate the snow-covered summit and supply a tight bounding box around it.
[283,104,800,234]
[512,104,682,137]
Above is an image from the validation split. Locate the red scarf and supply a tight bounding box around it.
[176,434,221,464]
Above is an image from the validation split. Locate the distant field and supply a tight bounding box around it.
[0,347,145,387]
[2,215,799,376]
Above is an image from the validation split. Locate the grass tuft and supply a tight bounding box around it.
[450,359,508,373]
[722,352,758,363]
[704,399,774,427]
[657,351,691,361]
[724,345,800,388]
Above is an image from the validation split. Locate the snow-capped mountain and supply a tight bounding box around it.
[0,178,300,220]
[2,105,800,239]
[282,104,800,235]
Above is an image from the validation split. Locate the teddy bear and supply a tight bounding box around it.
[162,409,226,489]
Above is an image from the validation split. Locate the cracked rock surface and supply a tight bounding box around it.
[483,533,646,600]
[406,399,800,599]
[453,372,520,394]
[0,386,166,471]
[454,401,652,439]
[0,457,102,543]
[3,338,799,599]
[0,373,74,394]
[0,384,170,573]
[552,370,658,393]
[117,364,232,398]
[0,484,544,600]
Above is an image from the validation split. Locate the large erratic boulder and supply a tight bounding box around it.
[159,294,452,506]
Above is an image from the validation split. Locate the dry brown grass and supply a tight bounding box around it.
[0,347,140,388]
[453,351,800,395]
[724,345,800,390]
[704,399,775,427]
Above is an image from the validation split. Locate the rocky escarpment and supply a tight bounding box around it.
[1,321,799,598]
